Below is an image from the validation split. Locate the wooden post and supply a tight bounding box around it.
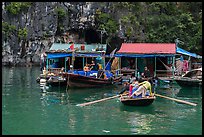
[65,57,67,72]
[119,57,121,75]
[154,56,156,77]
[83,57,84,69]
[135,57,137,77]
[188,56,191,71]
[71,51,75,70]
[172,56,175,78]
[46,58,48,70]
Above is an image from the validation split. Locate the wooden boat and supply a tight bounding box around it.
[36,74,51,83]
[65,72,122,88]
[46,75,67,87]
[174,77,202,87]
[39,42,124,88]
[120,93,156,106]
[174,68,202,87]
[37,70,122,88]
[36,72,68,86]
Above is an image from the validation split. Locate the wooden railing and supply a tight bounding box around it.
[156,70,174,77]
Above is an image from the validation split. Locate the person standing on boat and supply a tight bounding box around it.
[84,64,91,76]
[130,78,153,98]
[89,60,97,71]
[97,63,104,78]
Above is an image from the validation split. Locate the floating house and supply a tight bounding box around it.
[45,43,108,72]
[39,42,123,88]
[115,43,202,78]
[115,43,176,77]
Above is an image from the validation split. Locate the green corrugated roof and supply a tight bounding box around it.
[49,43,107,52]
[49,43,70,50]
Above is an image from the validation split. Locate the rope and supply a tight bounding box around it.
[158,58,172,71]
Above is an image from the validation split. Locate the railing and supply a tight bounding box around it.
[156,70,174,77]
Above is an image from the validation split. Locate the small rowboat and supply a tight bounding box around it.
[120,93,156,106]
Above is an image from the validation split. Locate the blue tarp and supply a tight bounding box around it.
[47,53,72,59]
[176,47,202,59]
[47,53,106,59]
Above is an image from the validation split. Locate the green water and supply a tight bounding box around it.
[2,67,202,135]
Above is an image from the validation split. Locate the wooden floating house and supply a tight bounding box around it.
[114,42,202,83]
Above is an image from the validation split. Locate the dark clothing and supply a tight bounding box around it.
[92,64,98,71]
[120,84,130,94]
[144,70,151,78]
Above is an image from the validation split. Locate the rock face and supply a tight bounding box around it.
[2,2,116,66]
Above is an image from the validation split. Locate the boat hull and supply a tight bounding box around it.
[120,96,156,106]
[174,78,202,87]
[37,72,122,88]
[174,68,202,87]
[46,79,67,87]
[66,73,122,88]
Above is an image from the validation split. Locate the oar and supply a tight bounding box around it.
[76,92,128,107]
[155,93,197,106]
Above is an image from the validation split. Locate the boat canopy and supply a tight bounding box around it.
[176,47,202,59]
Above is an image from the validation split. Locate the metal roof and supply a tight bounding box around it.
[49,43,107,52]
[117,43,176,54]
[46,43,108,59]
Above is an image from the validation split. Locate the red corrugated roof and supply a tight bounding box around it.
[117,43,176,54]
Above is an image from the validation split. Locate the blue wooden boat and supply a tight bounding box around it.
[65,70,122,88]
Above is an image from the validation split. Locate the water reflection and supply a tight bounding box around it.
[119,104,156,114]
[176,86,202,97]
[119,104,156,135]
[40,92,68,106]
[128,114,153,135]
[39,84,120,106]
